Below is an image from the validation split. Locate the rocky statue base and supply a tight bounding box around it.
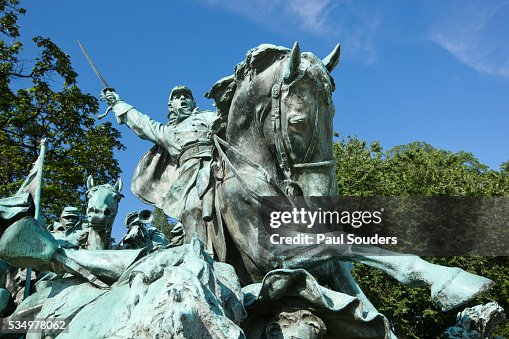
[442,302,506,339]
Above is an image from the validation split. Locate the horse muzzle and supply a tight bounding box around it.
[87,215,113,231]
[294,167,338,201]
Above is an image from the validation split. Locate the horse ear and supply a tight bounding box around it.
[87,175,95,190]
[284,41,301,83]
[322,44,340,73]
[114,178,123,192]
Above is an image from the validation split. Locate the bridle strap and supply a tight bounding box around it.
[271,83,335,178]
[293,160,335,168]
[216,80,336,201]
[271,83,292,179]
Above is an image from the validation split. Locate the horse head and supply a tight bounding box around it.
[86,175,123,232]
[209,42,340,204]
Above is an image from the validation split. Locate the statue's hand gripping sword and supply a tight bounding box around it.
[78,40,115,119]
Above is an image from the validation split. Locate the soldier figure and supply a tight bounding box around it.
[102,86,219,253]
[50,206,82,234]
[48,206,84,249]
[118,211,169,251]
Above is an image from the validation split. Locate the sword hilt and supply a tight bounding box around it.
[98,87,116,119]
[102,87,116,94]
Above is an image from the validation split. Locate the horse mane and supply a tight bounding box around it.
[206,44,336,137]
[235,44,290,81]
[206,44,291,134]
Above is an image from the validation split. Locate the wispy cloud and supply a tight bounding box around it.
[203,0,335,35]
[430,1,509,78]
[286,0,335,35]
[201,0,383,64]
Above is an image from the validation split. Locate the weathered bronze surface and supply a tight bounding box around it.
[0,43,502,338]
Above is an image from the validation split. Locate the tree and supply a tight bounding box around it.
[152,207,175,240]
[0,0,125,221]
[334,135,509,337]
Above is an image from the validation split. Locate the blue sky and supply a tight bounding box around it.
[16,0,509,241]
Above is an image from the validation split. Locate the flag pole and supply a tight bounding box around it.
[24,138,47,300]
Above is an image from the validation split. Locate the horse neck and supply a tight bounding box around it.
[226,115,278,179]
[226,81,280,179]
[86,225,112,250]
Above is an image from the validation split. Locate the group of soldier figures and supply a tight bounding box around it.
[49,206,168,252]
[0,203,169,315]
[0,84,212,319]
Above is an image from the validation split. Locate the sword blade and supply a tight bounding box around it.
[78,40,109,88]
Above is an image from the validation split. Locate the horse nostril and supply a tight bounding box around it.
[104,208,111,216]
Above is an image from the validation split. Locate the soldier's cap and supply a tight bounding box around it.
[169,86,194,100]
[125,211,139,227]
[61,206,79,218]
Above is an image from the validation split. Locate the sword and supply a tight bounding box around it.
[78,40,115,119]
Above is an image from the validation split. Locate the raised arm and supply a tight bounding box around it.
[101,89,172,149]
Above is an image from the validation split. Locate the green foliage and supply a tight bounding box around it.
[0,0,125,221]
[152,207,175,240]
[335,137,508,197]
[335,135,509,337]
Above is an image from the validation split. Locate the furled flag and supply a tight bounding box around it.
[15,139,47,221]
[0,139,47,233]
[16,141,46,196]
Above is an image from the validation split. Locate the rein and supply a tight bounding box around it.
[212,134,295,209]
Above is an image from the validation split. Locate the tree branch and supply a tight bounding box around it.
[8,71,34,78]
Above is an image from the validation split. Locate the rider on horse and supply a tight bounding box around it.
[102,86,219,254]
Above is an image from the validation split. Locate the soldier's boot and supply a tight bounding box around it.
[353,253,493,311]
[430,267,494,311]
